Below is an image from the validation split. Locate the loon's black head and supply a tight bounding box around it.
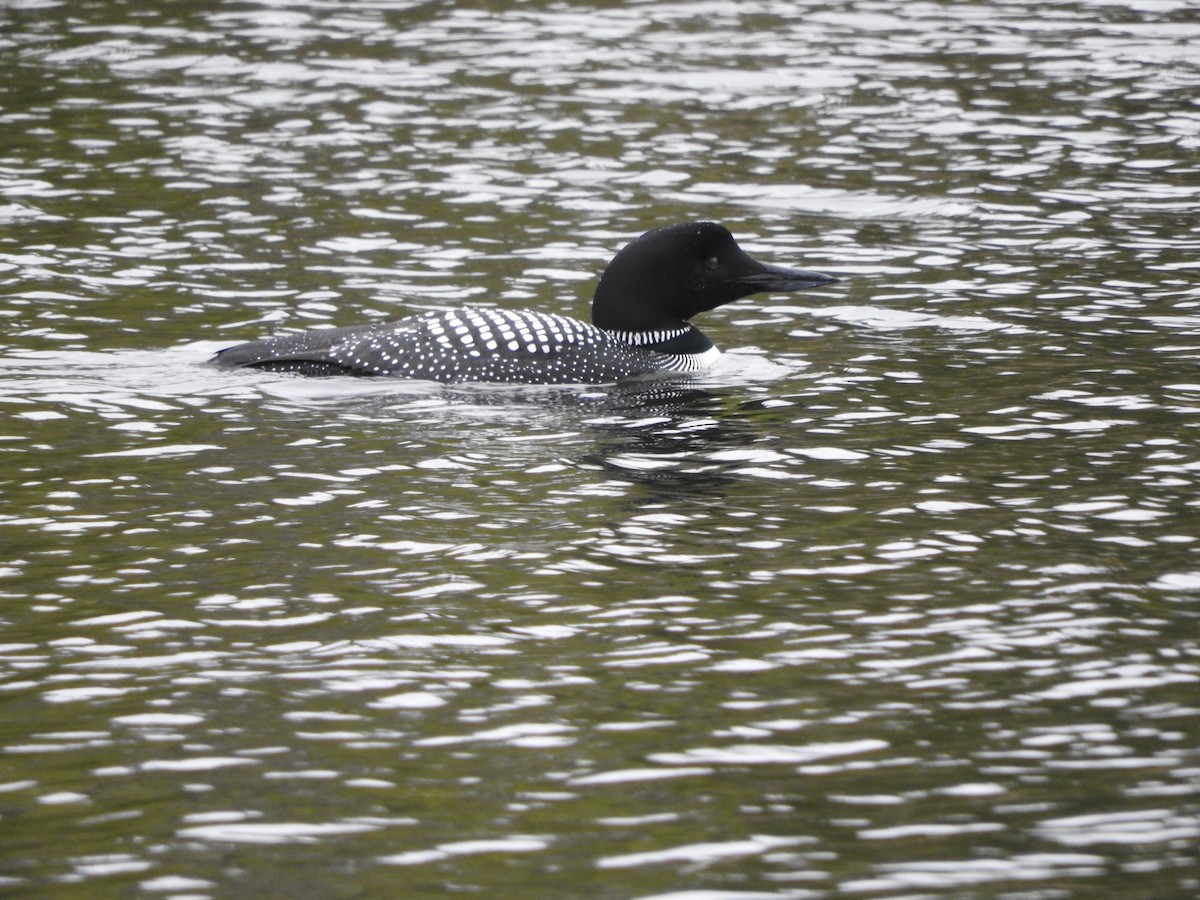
[591,221,837,334]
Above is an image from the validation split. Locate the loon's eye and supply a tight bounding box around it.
[704,256,719,270]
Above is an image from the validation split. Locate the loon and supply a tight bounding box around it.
[209,221,837,385]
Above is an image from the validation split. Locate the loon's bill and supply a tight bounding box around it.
[210,221,838,385]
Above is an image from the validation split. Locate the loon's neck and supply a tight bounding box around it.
[603,323,714,355]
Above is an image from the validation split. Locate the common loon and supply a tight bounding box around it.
[209,221,837,385]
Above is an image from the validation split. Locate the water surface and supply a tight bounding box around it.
[1,1,1198,896]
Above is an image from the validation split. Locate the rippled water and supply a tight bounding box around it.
[2,0,1199,896]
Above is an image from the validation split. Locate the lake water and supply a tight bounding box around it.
[1,0,1198,896]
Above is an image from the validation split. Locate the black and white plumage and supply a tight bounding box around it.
[209,222,837,385]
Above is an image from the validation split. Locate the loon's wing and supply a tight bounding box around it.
[210,310,672,384]
[209,321,425,377]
